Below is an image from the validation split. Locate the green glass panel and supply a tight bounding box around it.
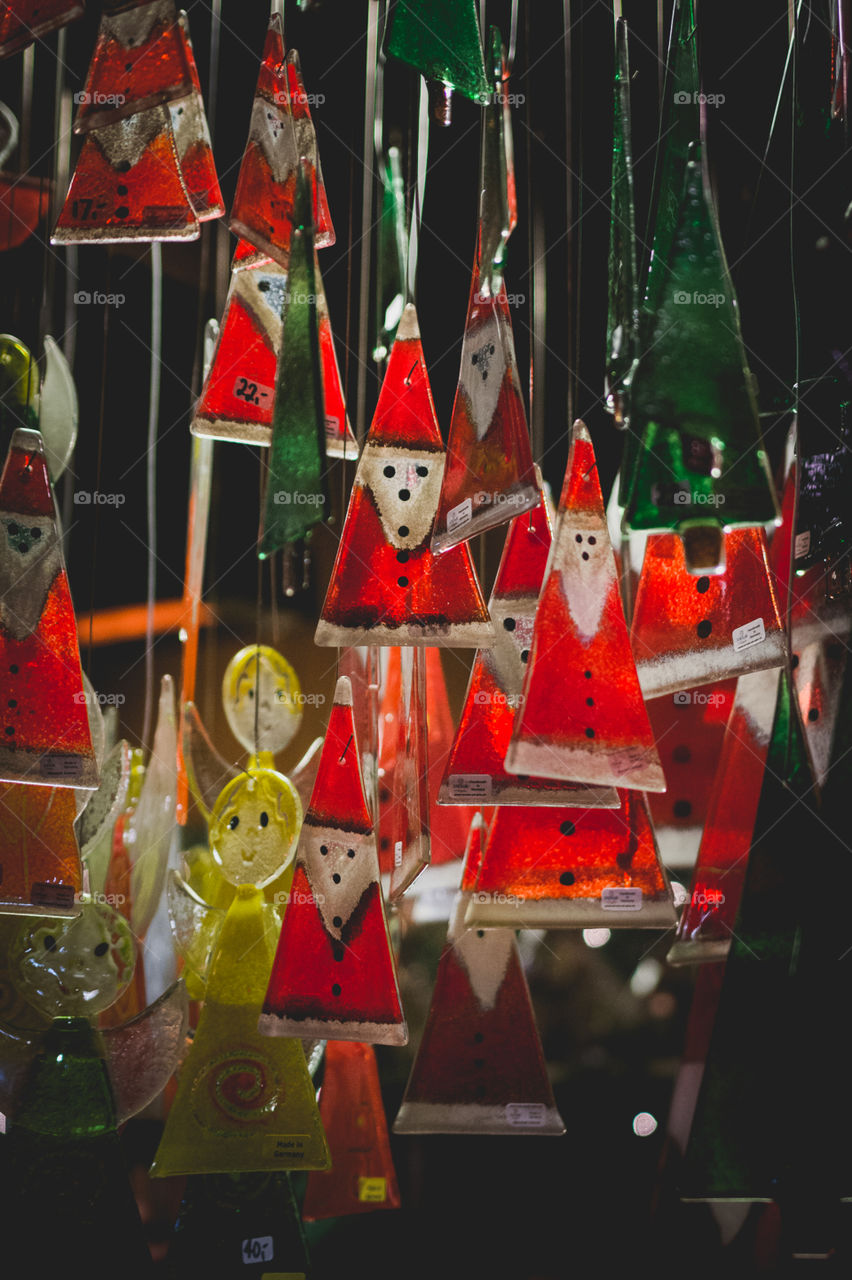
[373,146,408,362]
[259,169,328,556]
[622,153,778,533]
[605,17,638,428]
[168,1172,310,1277]
[385,0,489,104]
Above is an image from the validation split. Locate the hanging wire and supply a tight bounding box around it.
[140,245,163,753]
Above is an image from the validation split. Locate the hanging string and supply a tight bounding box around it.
[356,0,381,445]
[140,244,162,753]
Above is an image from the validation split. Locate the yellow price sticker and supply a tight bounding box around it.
[357,1176,387,1202]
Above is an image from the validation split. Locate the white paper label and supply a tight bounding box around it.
[505,1103,547,1127]
[40,755,83,777]
[394,840,403,868]
[794,530,811,559]
[446,497,473,534]
[242,1236,273,1264]
[601,886,643,911]
[233,376,274,406]
[448,774,492,801]
[732,617,766,653]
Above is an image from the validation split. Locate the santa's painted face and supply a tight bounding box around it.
[14,902,135,1019]
[458,305,508,442]
[0,513,62,640]
[557,515,616,644]
[357,442,444,550]
[222,645,303,757]
[299,823,376,938]
[487,596,537,703]
[210,769,301,888]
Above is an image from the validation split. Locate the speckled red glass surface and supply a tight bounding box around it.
[52,107,198,243]
[0,783,82,914]
[506,422,665,792]
[191,265,283,442]
[302,1041,401,1220]
[465,789,675,928]
[0,0,83,59]
[424,647,482,861]
[169,15,223,221]
[431,277,538,553]
[315,308,492,648]
[316,252,358,458]
[0,175,52,251]
[260,683,406,1044]
[286,52,334,246]
[74,0,192,133]
[630,528,786,698]
[443,501,618,808]
[0,434,97,789]
[668,668,780,964]
[386,648,430,900]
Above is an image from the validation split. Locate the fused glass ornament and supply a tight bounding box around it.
[285,49,334,245]
[0,0,83,59]
[76,738,133,896]
[431,273,538,553]
[464,789,676,929]
[385,0,490,123]
[123,674,177,936]
[73,0,192,133]
[0,783,82,915]
[792,377,852,574]
[605,17,638,428]
[169,10,224,222]
[623,152,778,559]
[260,677,407,1045]
[423,646,481,865]
[395,821,565,1136]
[52,105,199,243]
[386,646,430,901]
[38,335,79,483]
[338,644,380,820]
[374,146,407,361]
[0,172,51,251]
[680,676,852,1203]
[191,261,286,443]
[259,169,329,557]
[0,334,39,458]
[630,529,786,699]
[667,666,780,965]
[222,644,304,762]
[232,235,272,271]
[168,1172,311,1278]
[316,249,358,457]
[316,305,493,648]
[303,1040,402,1219]
[442,499,619,809]
[151,885,330,1176]
[645,679,734,869]
[506,421,666,792]
[229,16,332,269]
[0,428,98,789]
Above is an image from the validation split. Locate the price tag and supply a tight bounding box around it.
[447,498,472,534]
[242,1237,273,1264]
[601,887,643,911]
[447,774,492,802]
[393,841,403,868]
[325,414,340,434]
[31,882,75,910]
[357,1177,387,1202]
[233,376,274,407]
[505,1103,547,1127]
[40,755,83,777]
[794,530,811,559]
[732,617,766,653]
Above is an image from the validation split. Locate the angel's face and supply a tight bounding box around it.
[209,769,301,889]
[222,645,303,757]
[14,902,135,1019]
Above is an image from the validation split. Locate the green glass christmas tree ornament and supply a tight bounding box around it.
[605,18,638,430]
[258,164,329,564]
[385,0,490,125]
[622,150,779,572]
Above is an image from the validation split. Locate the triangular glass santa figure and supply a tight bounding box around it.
[72,0,192,133]
[667,666,780,965]
[464,790,676,930]
[0,429,98,789]
[303,1040,402,1220]
[315,304,493,648]
[169,10,224,222]
[259,677,407,1045]
[629,528,786,699]
[431,27,537,553]
[394,815,565,1135]
[442,495,619,808]
[52,104,199,244]
[229,14,332,269]
[505,420,666,792]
